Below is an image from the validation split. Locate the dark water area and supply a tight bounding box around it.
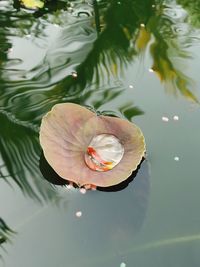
[0,0,200,266]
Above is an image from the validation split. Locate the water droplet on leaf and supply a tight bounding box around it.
[85,134,124,172]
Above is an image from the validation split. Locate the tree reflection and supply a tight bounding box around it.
[57,0,153,92]
[177,0,200,28]
[0,218,15,258]
[0,0,199,202]
[0,3,64,203]
[55,0,199,102]
[0,112,62,202]
[0,0,199,259]
[149,32,198,102]
[145,1,199,102]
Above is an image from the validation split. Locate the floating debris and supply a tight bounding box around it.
[120,262,126,267]
[129,85,134,89]
[162,116,169,122]
[173,115,179,121]
[79,188,87,194]
[148,68,154,73]
[76,211,82,218]
[66,183,73,189]
[174,156,179,161]
[71,71,78,78]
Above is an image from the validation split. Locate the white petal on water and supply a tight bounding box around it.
[75,211,82,217]
[162,116,169,122]
[66,183,73,189]
[71,71,78,78]
[174,156,179,161]
[173,115,179,121]
[79,188,87,194]
[148,68,154,73]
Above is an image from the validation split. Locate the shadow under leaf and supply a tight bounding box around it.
[39,151,145,192]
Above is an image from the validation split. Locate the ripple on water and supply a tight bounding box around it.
[0,6,98,201]
[0,8,96,126]
[156,3,200,45]
[0,111,59,202]
[164,4,188,20]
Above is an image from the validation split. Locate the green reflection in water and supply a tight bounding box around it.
[0,112,62,202]
[57,0,151,93]
[0,0,200,262]
[0,0,199,204]
[0,218,15,258]
[0,0,199,205]
[177,0,200,28]
[146,1,199,102]
[54,0,199,103]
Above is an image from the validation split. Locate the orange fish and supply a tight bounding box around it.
[87,147,113,170]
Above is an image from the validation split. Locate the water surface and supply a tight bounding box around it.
[1,0,200,266]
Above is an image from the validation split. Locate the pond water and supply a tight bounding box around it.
[1,0,200,266]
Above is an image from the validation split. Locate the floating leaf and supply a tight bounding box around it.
[39,103,146,187]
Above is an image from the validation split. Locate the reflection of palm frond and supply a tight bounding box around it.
[177,0,200,28]
[119,102,144,120]
[0,111,61,202]
[150,35,198,102]
[84,85,123,110]
[135,26,151,52]
[0,218,15,258]
[58,0,153,91]
[0,7,46,41]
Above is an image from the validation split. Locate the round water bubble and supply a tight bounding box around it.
[84,134,124,172]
